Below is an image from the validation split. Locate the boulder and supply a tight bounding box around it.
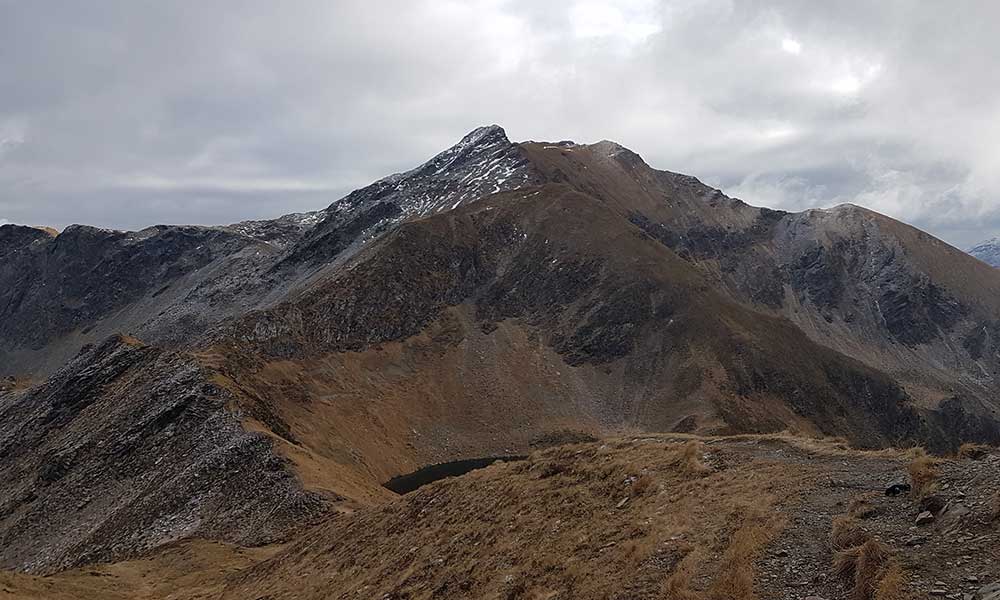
[885,482,912,496]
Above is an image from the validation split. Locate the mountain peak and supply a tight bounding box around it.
[0,224,55,258]
[590,139,627,155]
[288,123,534,264]
[967,237,1000,267]
[587,139,646,168]
[969,236,1000,249]
[458,124,509,147]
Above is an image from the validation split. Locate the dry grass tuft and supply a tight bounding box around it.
[538,460,569,479]
[956,443,991,460]
[900,446,930,460]
[855,541,894,600]
[833,538,892,600]
[661,557,702,600]
[831,515,870,551]
[906,453,939,500]
[991,491,1000,522]
[830,508,906,600]
[833,544,862,582]
[848,495,878,520]
[874,560,911,600]
[707,499,784,600]
[630,473,657,497]
[678,441,711,477]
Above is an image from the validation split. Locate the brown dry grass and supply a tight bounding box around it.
[656,496,785,600]
[833,544,860,581]
[833,538,892,600]
[0,540,278,600]
[661,432,916,461]
[0,375,36,392]
[831,515,870,551]
[706,498,785,600]
[215,438,804,600]
[830,502,909,600]
[957,443,991,460]
[991,490,1000,522]
[662,563,702,600]
[874,560,911,600]
[848,494,878,519]
[677,440,712,476]
[7,435,956,600]
[630,472,657,496]
[827,487,918,600]
[906,451,939,500]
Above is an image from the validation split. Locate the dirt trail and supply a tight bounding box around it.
[720,436,1000,599]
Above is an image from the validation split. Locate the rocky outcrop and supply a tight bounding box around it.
[0,335,325,574]
[286,125,539,267]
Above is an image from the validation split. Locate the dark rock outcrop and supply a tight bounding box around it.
[0,335,325,574]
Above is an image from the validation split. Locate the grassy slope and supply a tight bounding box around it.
[7,436,997,600]
[0,540,277,600]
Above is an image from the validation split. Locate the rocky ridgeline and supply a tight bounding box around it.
[284,125,538,265]
[0,335,325,573]
[0,126,538,378]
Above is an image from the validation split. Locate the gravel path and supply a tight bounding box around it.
[724,438,1000,600]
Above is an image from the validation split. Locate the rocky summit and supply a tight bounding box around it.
[1,126,999,599]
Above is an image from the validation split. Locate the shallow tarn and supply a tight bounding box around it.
[382,455,527,494]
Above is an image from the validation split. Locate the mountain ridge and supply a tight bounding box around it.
[968,236,1000,267]
[3,125,1000,576]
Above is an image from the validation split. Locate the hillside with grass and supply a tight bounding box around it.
[2,435,998,600]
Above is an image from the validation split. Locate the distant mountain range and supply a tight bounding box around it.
[968,237,1000,266]
[3,125,1000,575]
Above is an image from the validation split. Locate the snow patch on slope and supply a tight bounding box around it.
[968,237,1000,267]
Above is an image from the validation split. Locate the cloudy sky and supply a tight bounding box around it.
[2,1,998,247]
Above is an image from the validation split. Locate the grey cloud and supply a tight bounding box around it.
[1,0,999,248]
